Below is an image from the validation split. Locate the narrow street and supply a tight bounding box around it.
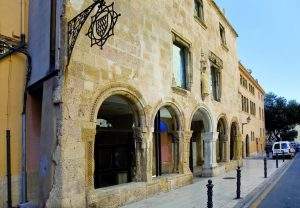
[259,154,300,208]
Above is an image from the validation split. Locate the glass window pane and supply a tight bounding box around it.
[281,143,288,149]
[173,44,187,88]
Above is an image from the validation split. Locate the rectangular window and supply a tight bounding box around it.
[241,77,248,89]
[241,95,244,111]
[245,97,249,113]
[211,66,221,101]
[250,101,256,115]
[249,84,255,95]
[259,107,262,119]
[194,0,204,21]
[241,95,250,113]
[219,24,226,46]
[172,43,188,89]
[260,128,262,137]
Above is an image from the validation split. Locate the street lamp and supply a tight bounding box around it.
[242,116,251,134]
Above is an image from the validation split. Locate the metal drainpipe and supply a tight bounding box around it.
[21,113,27,203]
[6,130,12,208]
[19,34,31,205]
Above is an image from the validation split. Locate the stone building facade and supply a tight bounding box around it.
[239,63,266,157]
[23,0,262,207]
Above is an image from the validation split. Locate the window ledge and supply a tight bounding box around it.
[194,16,207,30]
[221,43,229,52]
[172,86,190,96]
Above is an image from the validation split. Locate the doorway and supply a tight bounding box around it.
[152,106,179,177]
[94,95,137,188]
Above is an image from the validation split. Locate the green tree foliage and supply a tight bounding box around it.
[265,93,300,142]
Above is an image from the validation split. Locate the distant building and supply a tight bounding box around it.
[239,63,266,157]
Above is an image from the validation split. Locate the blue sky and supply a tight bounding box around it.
[215,0,300,102]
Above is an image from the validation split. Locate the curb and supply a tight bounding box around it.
[234,158,294,208]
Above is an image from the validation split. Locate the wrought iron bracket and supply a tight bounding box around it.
[0,35,26,60]
[67,0,121,65]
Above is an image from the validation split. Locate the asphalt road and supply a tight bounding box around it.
[259,154,300,208]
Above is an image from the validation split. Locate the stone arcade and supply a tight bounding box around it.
[26,0,249,207]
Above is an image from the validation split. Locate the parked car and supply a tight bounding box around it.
[272,141,295,158]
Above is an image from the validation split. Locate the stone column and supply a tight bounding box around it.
[183,131,193,174]
[177,131,193,174]
[199,134,204,165]
[202,132,219,176]
[133,127,152,182]
[222,135,229,162]
[81,127,97,189]
[236,131,243,160]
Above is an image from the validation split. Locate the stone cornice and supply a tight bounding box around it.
[239,62,265,94]
[209,51,223,69]
[208,0,238,37]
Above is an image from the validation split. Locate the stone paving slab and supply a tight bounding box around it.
[122,157,287,208]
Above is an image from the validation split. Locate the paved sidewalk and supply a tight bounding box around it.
[122,157,287,208]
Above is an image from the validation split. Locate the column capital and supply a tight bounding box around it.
[203,131,219,142]
[183,130,193,142]
[219,133,228,141]
[133,127,150,149]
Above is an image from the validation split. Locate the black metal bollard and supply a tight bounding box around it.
[264,158,267,178]
[282,150,285,162]
[276,153,278,168]
[206,179,213,208]
[236,166,241,199]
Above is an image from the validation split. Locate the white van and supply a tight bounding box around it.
[272,141,295,158]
